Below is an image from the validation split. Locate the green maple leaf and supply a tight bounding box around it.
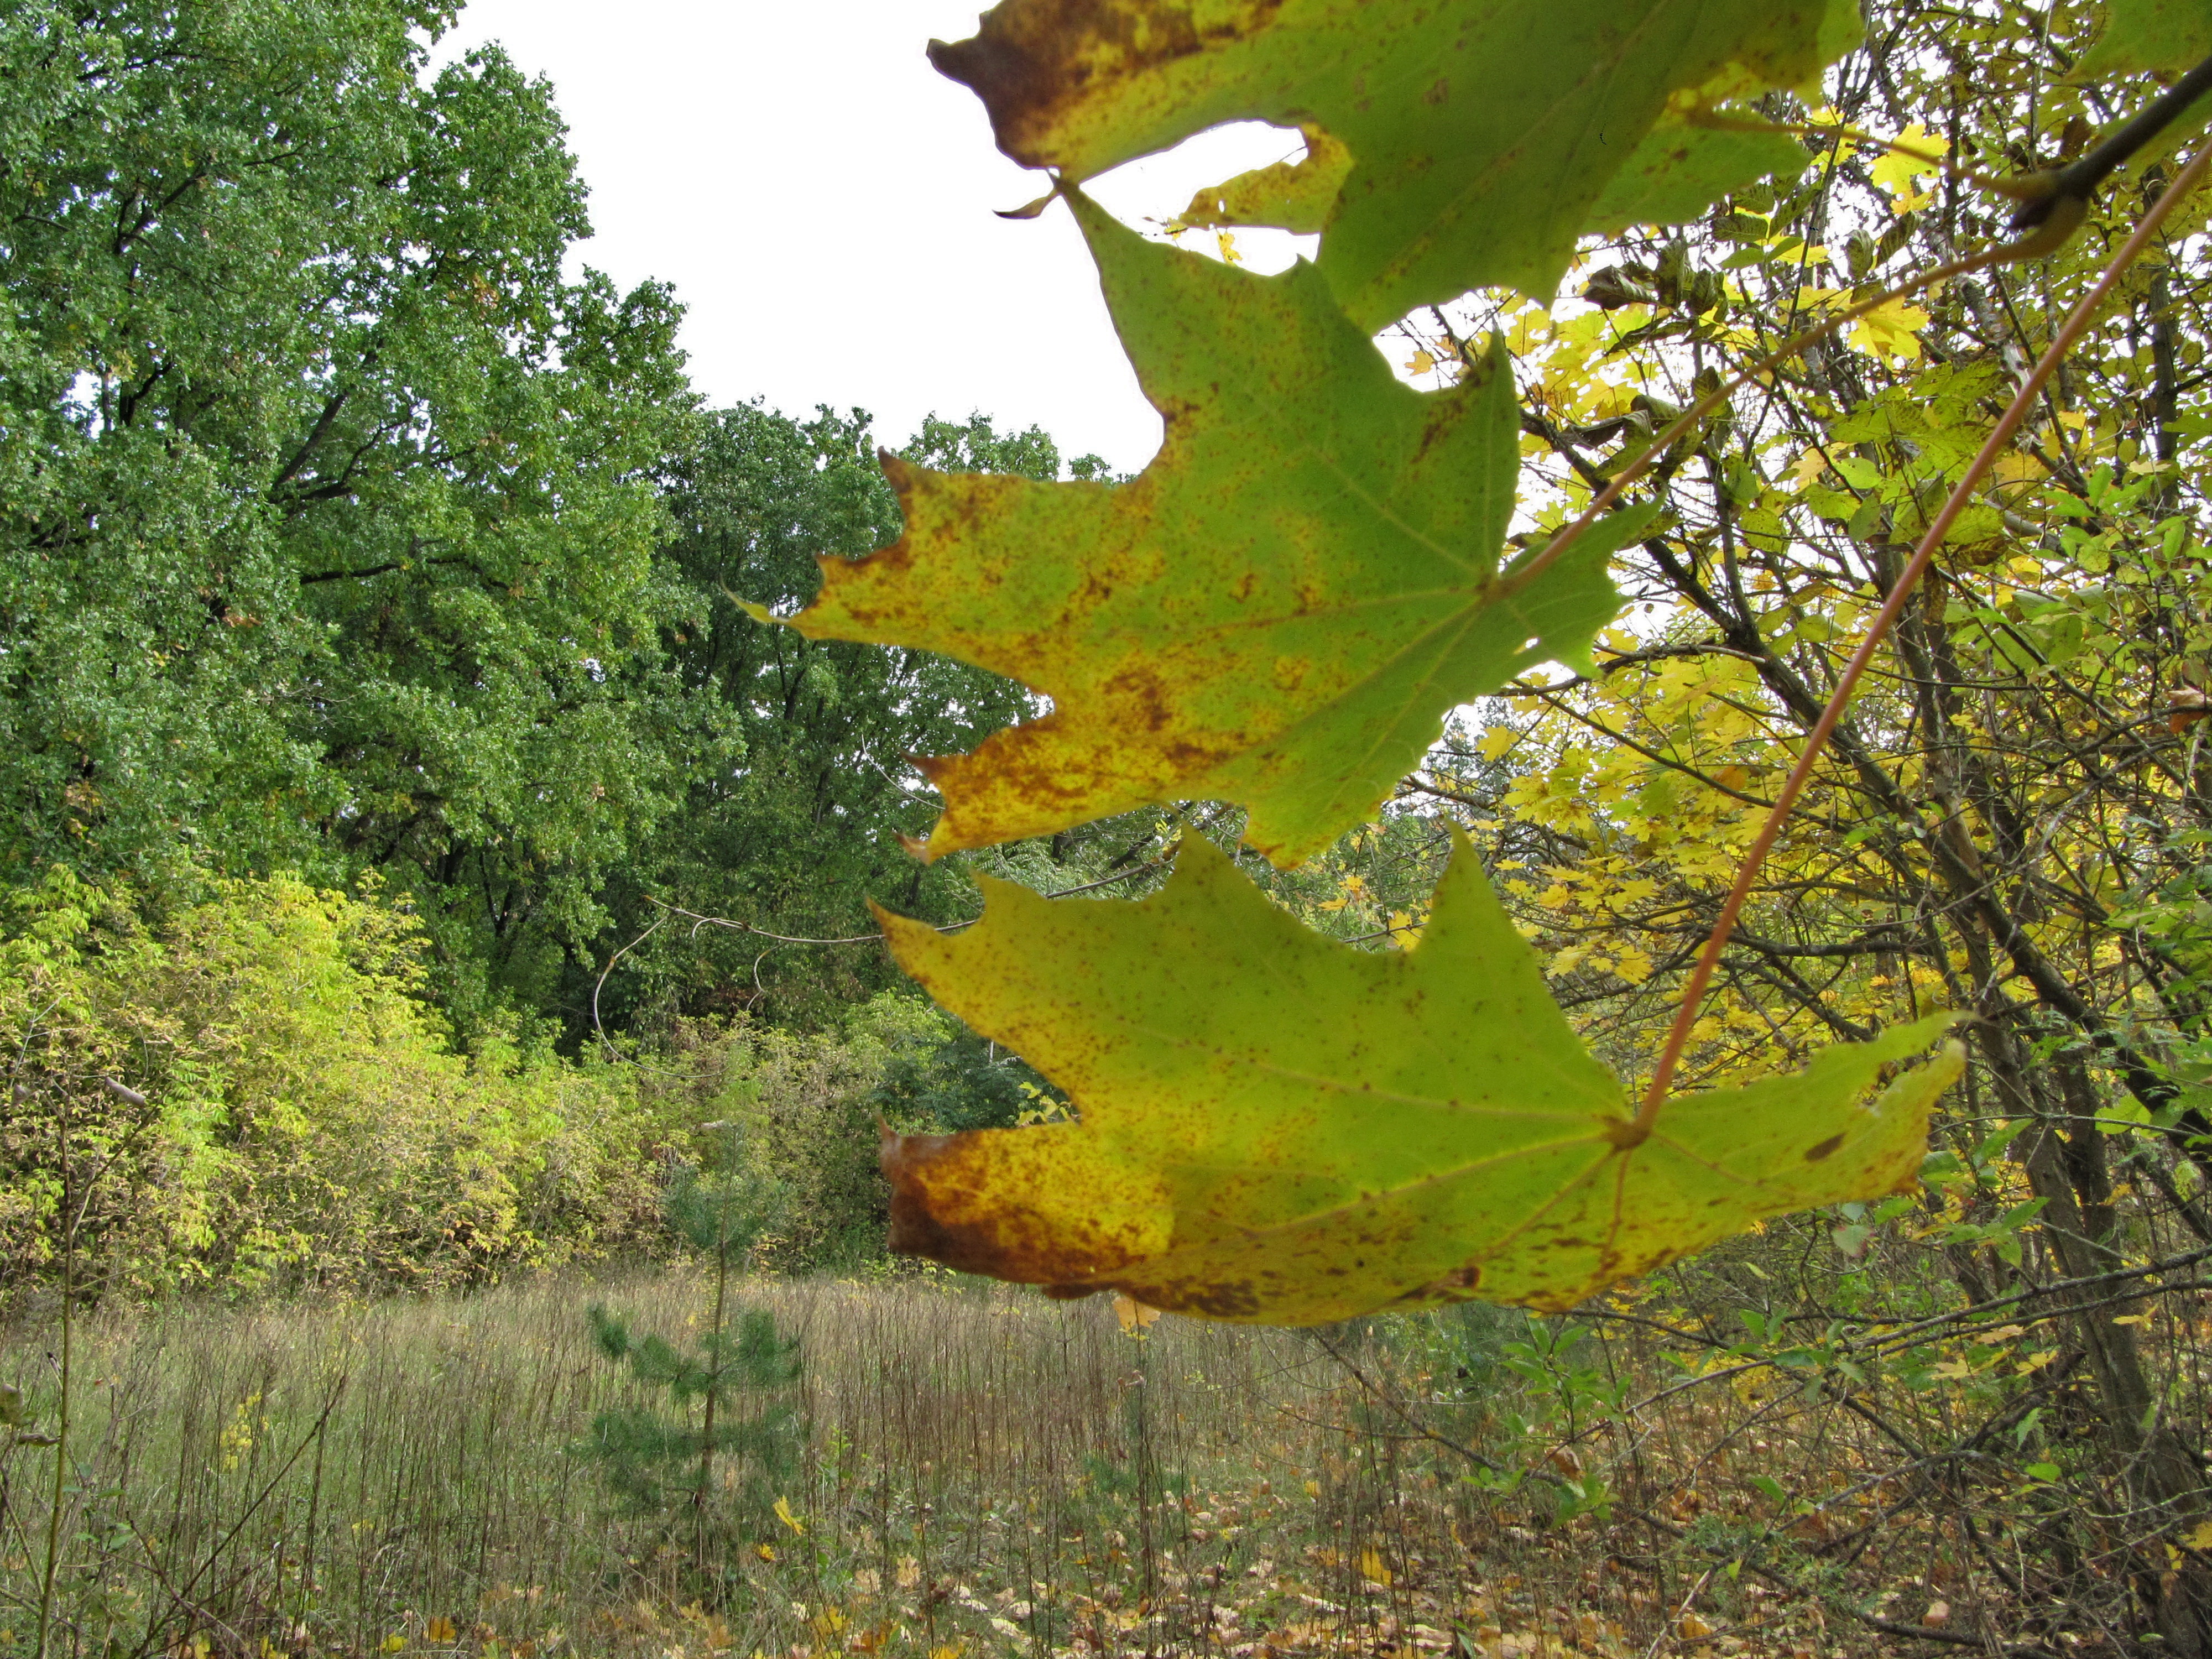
[2079,0,2212,77]
[930,0,1860,328]
[877,833,1961,1325]
[780,191,1635,868]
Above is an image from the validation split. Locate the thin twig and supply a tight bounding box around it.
[588,858,1176,1057]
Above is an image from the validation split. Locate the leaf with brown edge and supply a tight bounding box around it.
[928,0,1860,328]
[775,190,1635,869]
[877,832,1961,1326]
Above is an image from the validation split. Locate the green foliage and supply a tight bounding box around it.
[662,1154,784,1266]
[0,864,1039,1299]
[0,0,702,1022]
[0,869,669,1298]
[583,402,1106,1034]
[2081,0,2212,74]
[664,994,987,1269]
[871,1024,1053,1134]
[578,1304,801,1520]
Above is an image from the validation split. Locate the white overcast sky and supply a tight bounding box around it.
[430,2,1312,476]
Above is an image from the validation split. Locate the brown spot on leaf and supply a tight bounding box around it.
[1175,1279,1262,1318]
[881,1125,1155,1287]
[1102,662,1180,733]
[881,1130,1021,1275]
[1804,1134,1845,1162]
[1403,1262,1482,1302]
[928,1,1287,171]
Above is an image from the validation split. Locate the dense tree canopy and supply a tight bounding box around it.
[580,405,1111,1034]
[0,0,701,1016]
[0,0,1108,1030]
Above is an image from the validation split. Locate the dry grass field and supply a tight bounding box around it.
[0,1269,2079,1659]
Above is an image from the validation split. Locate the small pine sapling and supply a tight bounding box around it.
[577,1125,800,1557]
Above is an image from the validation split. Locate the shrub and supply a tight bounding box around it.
[0,868,670,1301]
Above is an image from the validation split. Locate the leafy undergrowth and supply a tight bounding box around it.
[0,1271,2087,1659]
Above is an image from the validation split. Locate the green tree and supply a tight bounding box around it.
[577,403,1111,1034]
[578,1130,800,1573]
[0,0,702,1022]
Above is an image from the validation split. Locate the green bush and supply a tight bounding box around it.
[659,994,962,1270]
[0,868,670,1300]
[0,869,1071,1302]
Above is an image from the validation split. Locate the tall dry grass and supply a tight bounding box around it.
[1,1266,2064,1659]
[0,1272,1598,1659]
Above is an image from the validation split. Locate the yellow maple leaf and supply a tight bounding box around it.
[424,1619,456,1644]
[1113,1292,1162,1334]
[1804,106,1859,158]
[1848,297,1929,362]
[1869,123,1948,211]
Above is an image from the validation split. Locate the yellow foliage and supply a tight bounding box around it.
[1868,122,1948,211]
[1848,296,1932,361]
